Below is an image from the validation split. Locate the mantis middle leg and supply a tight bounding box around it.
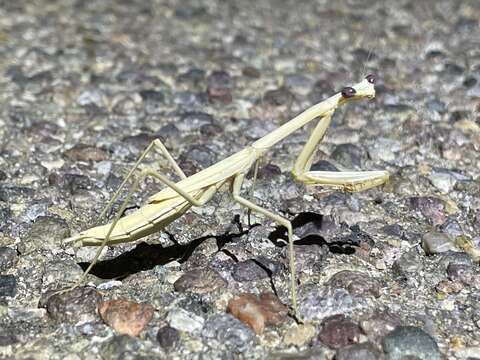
[231,173,298,317]
[292,111,389,191]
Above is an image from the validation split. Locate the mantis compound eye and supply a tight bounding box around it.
[341,87,356,98]
[366,74,376,84]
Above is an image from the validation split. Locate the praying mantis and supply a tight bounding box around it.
[63,75,389,317]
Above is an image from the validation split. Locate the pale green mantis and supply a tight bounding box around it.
[64,75,389,317]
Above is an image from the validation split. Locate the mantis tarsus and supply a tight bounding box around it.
[64,75,389,317]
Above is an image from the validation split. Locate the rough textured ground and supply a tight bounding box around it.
[0,0,479,359]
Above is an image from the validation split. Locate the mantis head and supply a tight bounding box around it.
[339,74,376,104]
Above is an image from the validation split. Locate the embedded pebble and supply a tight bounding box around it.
[166,308,204,333]
[382,326,442,360]
[421,231,456,255]
[0,247,18,271]
[42,286,102,324]
[0,275,17,297]
[327,270,381,298]
[227,292,288,334]
[98,299,154,337]
[427,170,457,193]
[139,89,166,114]
[156,325,180,350]
[392,250,423,279]
[202,314,256,354]
[315,314,362,349]
[174,267,227,294]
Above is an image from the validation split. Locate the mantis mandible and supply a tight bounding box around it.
[63,75,389,317]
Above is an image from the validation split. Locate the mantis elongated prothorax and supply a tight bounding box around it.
[63,74,389,318]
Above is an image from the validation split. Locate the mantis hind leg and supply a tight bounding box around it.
[96,139,187,226]
[231,173,300,320]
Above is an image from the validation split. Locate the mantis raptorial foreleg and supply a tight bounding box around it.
[232,173,298,316]
[96,139,187,226]
[79,167,217,285]
[292,111,389,191]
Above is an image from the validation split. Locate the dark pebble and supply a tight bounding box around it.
[257,163,282,179]
[177,68,206,86]
[242,66,261,78]
[139,89,166,114]
[42,286,102,323]
[439,218,463,239]
[48,173,94,194]
[351,48,377,62]
[174,267,227,294]
[120,133,157,157]
[409,196,447,226]
[0,247,18,271]
[331,144,365,169]
[0,170,6,181]
[177,112,214,132]
[179,145,217,169]
[0,275,17,297]
[447,263,475,286]
[425,99,447,114]
[232,256,281,282]
[311,160,339,172]
[335,341,383,360]
[157,325,180,350]
[207,70,233,103]
[381,224,404,238]
[263,87,293,106]
[315,314,362,349]
[382,326,442,360]
[64,144,109,162]
[463,76,477,88]
[443,63,464,76]
[0,186,35,202]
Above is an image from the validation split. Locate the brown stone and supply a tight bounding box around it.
[98,299,154,337]
[64,144,109,162]
[227,292,288,334]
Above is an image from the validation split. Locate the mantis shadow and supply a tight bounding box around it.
[78,211,359,279]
